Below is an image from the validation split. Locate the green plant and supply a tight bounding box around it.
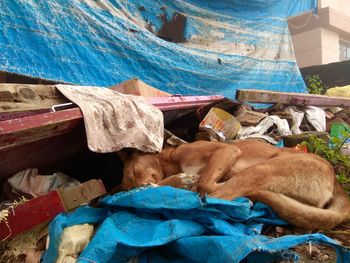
[305,74,326,94]
[301,134,350,196]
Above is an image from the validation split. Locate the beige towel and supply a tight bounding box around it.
[56,85,164,153]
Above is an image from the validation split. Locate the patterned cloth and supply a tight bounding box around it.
[56,85,164,153]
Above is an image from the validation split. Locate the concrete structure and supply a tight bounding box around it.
[288,0,350,68]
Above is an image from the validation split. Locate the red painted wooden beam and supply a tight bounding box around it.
[0,191,65,241]
[146,95,224,111]
[0,95,224,150]
[0,179,106,241]
[0,126,87,179]
[0,108,83,150]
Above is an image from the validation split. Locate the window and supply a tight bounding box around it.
[340,40,350,61]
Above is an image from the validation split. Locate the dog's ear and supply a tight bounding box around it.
[117,148,139,162]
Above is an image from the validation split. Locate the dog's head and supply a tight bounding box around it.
[118,150,165,190]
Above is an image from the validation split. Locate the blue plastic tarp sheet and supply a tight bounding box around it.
[0,1,317,99]
[42,186,350,263]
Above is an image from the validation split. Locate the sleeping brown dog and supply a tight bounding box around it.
[118,140,350,231]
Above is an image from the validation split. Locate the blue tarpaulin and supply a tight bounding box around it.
[43,186,350,263]
[0,1,317,98]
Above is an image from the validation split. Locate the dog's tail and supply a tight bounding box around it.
[250,183,350,230]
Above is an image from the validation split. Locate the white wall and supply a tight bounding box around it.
[291,28,323,67]
[319,0,350,14]
[289,0,349,67]
[321,27,340,64]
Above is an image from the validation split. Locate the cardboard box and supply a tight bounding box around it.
[110,78,172,97]
[58,179,106,211]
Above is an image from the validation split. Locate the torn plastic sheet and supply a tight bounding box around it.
[42,186,350,263]
[304,106,326,132]
[238,115,292,142]
[285,107,305,135]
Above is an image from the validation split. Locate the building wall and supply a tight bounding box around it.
[319,0,350,14]
[292,27,340,68]
[321,27,340,64]
[288,0,350,68]
[291,28,323,68]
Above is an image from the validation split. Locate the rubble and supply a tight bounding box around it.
[0,222,48,263]
[236,89,350,107]
[234,104,268,125]
[282,132,329,148]
[1,81,350,262]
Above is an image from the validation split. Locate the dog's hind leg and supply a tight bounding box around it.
[209,155,334,209]
[208,162,270,200]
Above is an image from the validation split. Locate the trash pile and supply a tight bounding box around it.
[0,171,106,262]
[195,94,350,156]
[1,80,350,263]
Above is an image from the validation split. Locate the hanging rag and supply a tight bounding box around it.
[56,85,164,153]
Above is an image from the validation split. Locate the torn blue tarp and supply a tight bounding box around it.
[42,186,350,263]
[0,1,317,99]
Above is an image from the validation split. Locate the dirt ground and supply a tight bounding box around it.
[300,221,350,262]
[267,221,350,262]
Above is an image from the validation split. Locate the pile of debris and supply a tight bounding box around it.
[1,80,350,262]
[196,89,350,148]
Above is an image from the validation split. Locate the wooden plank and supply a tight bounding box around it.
[146,95,224,111]
[0,108,83,150]
[0,91,14,102]
[0,84,223,114]
[0,109,51,121]
[0,84,68,112]
[236,89,350,107]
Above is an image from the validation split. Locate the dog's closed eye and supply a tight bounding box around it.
[133,167,141,178]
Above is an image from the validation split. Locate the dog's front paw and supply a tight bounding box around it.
[179,173,199,189]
